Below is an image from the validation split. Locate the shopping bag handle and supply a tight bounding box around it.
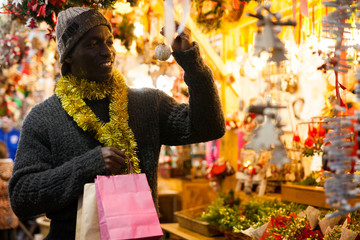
[124,153,134,174]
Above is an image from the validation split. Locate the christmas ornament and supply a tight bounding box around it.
[25,17,38,29]
[154,43,172,61]
[248,3,296,66]
[0,31,22,70]
[164,0,191,45]
[320,0,360,219]
[245,114,281,153]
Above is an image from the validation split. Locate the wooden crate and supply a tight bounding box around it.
[281,183,360,208]
[174,206,223,237]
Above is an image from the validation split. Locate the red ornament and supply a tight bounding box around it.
[318,123,326,138]
[46,28,56,41]
[51,11,57,25]
[27,0,38,12]
[308,125,317,138]
[293,134,301,142]
[25,18,38,29]
[37,4,46,17]
[48,0,65,9]
[233,0,240,9]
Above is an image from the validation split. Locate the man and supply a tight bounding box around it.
[0,114,20,162]
[9,7,225,240]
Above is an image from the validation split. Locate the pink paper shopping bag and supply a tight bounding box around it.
[95,174,163,240]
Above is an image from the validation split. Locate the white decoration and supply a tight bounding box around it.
[245,116,280,153]
[154,43,171,61]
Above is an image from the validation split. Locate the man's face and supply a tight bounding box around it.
[66,25,116,82]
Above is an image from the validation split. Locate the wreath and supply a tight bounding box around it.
[192,0,257,33]
[193,0,225,33]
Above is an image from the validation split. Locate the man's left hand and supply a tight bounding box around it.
[160,23,193,52]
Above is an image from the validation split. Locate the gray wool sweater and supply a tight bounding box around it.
[9,43,225,240]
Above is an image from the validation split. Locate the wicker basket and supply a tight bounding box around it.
[174,205,223,237]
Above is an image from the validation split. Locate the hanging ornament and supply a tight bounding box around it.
[323,113,360,218]
[164,0,191,46]
[51,11,57,25]
[45,27,56,41]
[245,109,282,153]
[319,0,360,219]
[48,0,65,9]
[25,17,38,29]
[154,43,171,61]
[271,145,290,168]
[36,4,46,17]
[248,3,296,65]
[12,0,22,7]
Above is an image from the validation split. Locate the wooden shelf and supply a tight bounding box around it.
[281,183,360,208]
[161,223,226,240]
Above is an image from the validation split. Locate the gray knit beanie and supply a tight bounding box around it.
[56,7,112,64]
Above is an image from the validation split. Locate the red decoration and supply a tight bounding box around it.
[27,0,38,12]
[25,18,38,29]
[233,0,240,9]
[206,161,235,180]
[46,28,56,41]
[304,137,315,148]
[51,11,57,25]
[260,213,322,240]
[293,134,301,143]
[318,123,326,138]
[48,0,65,9]
[37,4,46,17]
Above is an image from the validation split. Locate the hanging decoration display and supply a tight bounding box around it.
[248,3,296,66]
[0,18,28,71]
[0,34,22,70]
[4,0,138,39]
[243,3,297,170]
[244,98,290,169]
[320,0,360,219]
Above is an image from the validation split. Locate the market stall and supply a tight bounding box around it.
[1,0,360,239]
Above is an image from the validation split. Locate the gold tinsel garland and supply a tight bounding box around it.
[55,70,140,174]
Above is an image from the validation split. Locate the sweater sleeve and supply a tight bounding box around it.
[159,42,225,145]
[8,107,107,219]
